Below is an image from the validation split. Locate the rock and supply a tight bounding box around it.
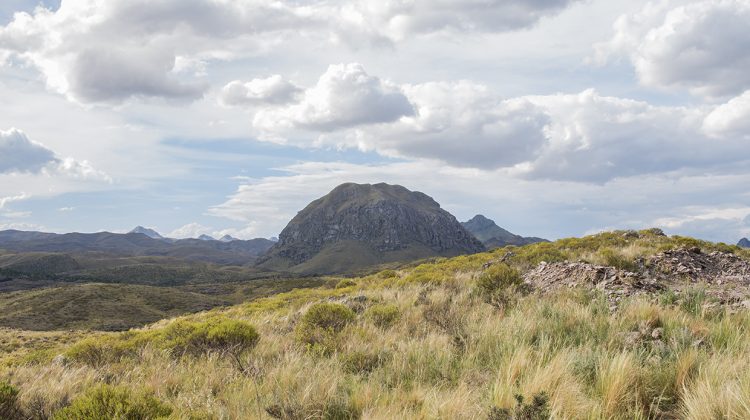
[257,183,485,274]
[623,331,643,348]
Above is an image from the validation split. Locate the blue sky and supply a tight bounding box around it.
[1,0,749,243]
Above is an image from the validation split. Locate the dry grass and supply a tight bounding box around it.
[1,231,749,419]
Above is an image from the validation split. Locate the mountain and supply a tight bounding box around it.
[257,182,485,274]
[462,214,548,249]
[739,238,750,248]
[129,226,164,240]
[198,234,216,241]
[219,235,237,242]
[0,230,275,265]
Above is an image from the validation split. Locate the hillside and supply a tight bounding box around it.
[462,214,548,248]
[1,230,749,418]
[0,230,274,265]
[257,183,484,274]
[740,238,750,248]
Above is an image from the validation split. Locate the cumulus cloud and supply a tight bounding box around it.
[0,128,109,180]
[250,65,750,182]
[597,0,750,98]
[331,0,581,44]
[253,63,414,132]
[167,222,214,239]
[703,90,750,138]
[0,128,56,173]
[220,75,302,106]
[0,0,579,103]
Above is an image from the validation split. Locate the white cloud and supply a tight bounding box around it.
[253,63,414,132]
[220,75,302,106]
[167,222,214,239]
[250,65,750,182]
[597,0,750,98]
[0,192,30,210]
[703,90,750,138]
[0,128,56,173]
[0,128,110,180]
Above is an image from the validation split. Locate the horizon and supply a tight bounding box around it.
[2,0,750,243]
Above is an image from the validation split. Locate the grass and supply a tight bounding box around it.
[0,230,748,418]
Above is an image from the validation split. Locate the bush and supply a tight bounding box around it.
[335,279,357,289]
[53,385,171,420]
[475,264,524,309]
[379,270,399,279]
[65,334,144,367]
[341,350,387,375]
[159,319,260,357]
[365,303,401,328]
[0,381,20,420]
[599,248,637,272]
[296,303,355,351]
[489,392,551,420]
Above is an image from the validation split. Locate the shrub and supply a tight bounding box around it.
[599,248,637,272]
[159,319,260,357]
[0,381,20,420]
[335,279,357,289]
[489,392,551,420]
[379,269,399,279]
[475,263,524,309]
[296,303,355,352]
[53,385,171,420]
[365,303,400,328]
[65,334,143,367]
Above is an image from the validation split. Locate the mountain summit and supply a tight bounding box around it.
[257,183,485,273]
[462,214,548,249]
[129,226,164,240]
[739,238,750,248]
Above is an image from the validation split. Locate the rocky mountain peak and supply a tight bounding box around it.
[129,226,163,240]
[257,182,484,273]
[739,238,750,248]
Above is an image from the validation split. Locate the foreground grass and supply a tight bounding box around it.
[1,231,749,419]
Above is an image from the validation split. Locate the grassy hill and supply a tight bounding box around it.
[1,230,749,419]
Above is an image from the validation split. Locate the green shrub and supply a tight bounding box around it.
[379,269,398,279]
[599,248,637,271]
[159,319,260,357]
[0,381,20,420]
[335,279,357,289]
[65,334,144,367]
[296,303,355,351]
[365,303,401,328]
[475,264,524,309]
[53,384,171,420]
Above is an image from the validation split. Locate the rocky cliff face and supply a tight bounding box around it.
[257,183,485,273]
[462,214,547,249]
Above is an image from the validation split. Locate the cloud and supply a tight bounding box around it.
[0,128,110,180]
[0,192,30,209]
[596,0,750,98]
[0,1,579,104]
[703,90,750,138]
[253,63,414,132]
[220,75,302,107]
[167,222,213,239]
[250,65,750,182]
[0,128,56,173]
[330,0,581,44]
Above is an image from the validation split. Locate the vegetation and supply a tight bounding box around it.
[0,230,749,418]
[53,384,171,420]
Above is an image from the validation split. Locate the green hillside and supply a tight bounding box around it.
[1,231,749,419]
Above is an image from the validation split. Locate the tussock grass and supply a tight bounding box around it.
[1,230,749,418]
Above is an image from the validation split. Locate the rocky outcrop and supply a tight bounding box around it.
[739,238,750,248]
[257,183,485,273]
[462,215,547,249]
[518,247,750,308]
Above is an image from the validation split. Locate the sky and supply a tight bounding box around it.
[1,0,749,243]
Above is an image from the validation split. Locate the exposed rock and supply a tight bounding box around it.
[258,183,485,274]
[462,214,548,249]
[645,248,750,286]
[522,261,662,304]
[739,238,750,248]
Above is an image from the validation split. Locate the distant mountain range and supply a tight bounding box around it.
[257,183,485,274]
[0,229,274,265]
[461,214,548,249]
[129,226,164,240]
[739,238,750,248]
